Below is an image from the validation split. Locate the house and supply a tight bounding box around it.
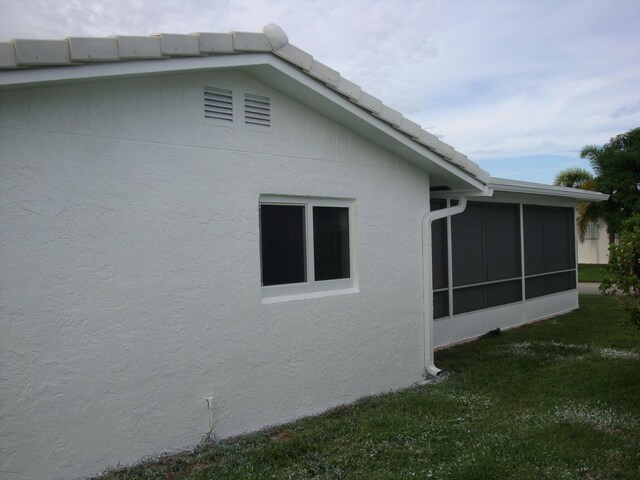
[0,24,608,480]
[577,220,610,264]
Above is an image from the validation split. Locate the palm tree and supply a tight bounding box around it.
[553,167,602,241]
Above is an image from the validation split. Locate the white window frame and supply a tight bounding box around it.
[584,222,599,240]
[260,195,356,303]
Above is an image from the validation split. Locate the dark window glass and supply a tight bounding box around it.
[260,205,306,286]
[313,207,350,281]
[434,290,449,319]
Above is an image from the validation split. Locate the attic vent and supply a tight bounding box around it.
[204,87,233,122]
[244,93,271,127]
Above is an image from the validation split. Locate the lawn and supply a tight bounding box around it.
[98,296,640,480]
[578,263,609,283]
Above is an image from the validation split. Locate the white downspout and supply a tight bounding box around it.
[422,197,467,377]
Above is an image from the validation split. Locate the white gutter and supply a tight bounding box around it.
[422,197,467,377]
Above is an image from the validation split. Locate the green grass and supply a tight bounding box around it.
[97,296,640,480]
[579,263,609,283]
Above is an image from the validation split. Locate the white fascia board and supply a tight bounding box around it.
[0,53,272,88]
[0,53,486,192]
[489,177,609,202]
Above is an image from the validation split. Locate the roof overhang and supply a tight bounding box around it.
[475,177,610,206]
[0,52,487,193]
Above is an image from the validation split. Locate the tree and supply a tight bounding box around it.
[552,167,601,241]
[581,127,640,239]
[601,214,640,328]
[553,167,594,189]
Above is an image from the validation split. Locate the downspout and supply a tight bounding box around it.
[422,197,467,377]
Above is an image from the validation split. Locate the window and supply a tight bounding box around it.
[584,222,599,240]
[260,196,354,300]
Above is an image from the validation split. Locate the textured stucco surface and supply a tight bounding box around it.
[577,219,609,264]
[0,70,430,480]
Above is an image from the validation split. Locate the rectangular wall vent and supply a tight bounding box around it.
[244,93,271,127]
[204,87,233,122]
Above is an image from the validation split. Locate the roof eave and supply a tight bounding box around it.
[488,177,609,202]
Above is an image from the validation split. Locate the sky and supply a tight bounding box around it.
[1,0,639,184]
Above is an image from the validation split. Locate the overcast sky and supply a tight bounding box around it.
[2,0,639,184]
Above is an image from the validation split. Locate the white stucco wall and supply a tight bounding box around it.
[0,71,431,480]
[577,219,610,264]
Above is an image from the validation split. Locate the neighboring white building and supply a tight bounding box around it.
[0,25,608,480]
[578,219,610,264]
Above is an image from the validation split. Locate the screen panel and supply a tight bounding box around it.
[485,204,521,281]
[486,279,522,308]
[434,290,449,319]
[453,285,486,315]
[432,217,448,290]
[451,204,485,287]
[523,206,546,276]
[545,271,576,295]
[545,207,575,272]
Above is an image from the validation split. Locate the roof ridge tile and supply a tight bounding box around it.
[157,33,200,56]
[231,32,271,52]
[196,32,234,54]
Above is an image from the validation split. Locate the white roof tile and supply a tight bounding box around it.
[399,117,422,138]
[358,91,383,114]
[0,24,490,183]
[13,39,71,65]
[117,36,163,59]
[336,77,361,100]
[158,34,200,56]
[274,43,313,71]
[308,59,340,87]
[232,32,271,52]
[377,105,403,127]
[197,33,234,54]
[68,37,119,61]
[0,42,17,68]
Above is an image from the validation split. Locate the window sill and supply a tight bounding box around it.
[261,286,359,304]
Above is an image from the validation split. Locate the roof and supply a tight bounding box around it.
[0,23,489,184]
[488,177,609,202]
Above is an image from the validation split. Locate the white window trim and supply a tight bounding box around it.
[260,195,356,303]
[584,222,599,240]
